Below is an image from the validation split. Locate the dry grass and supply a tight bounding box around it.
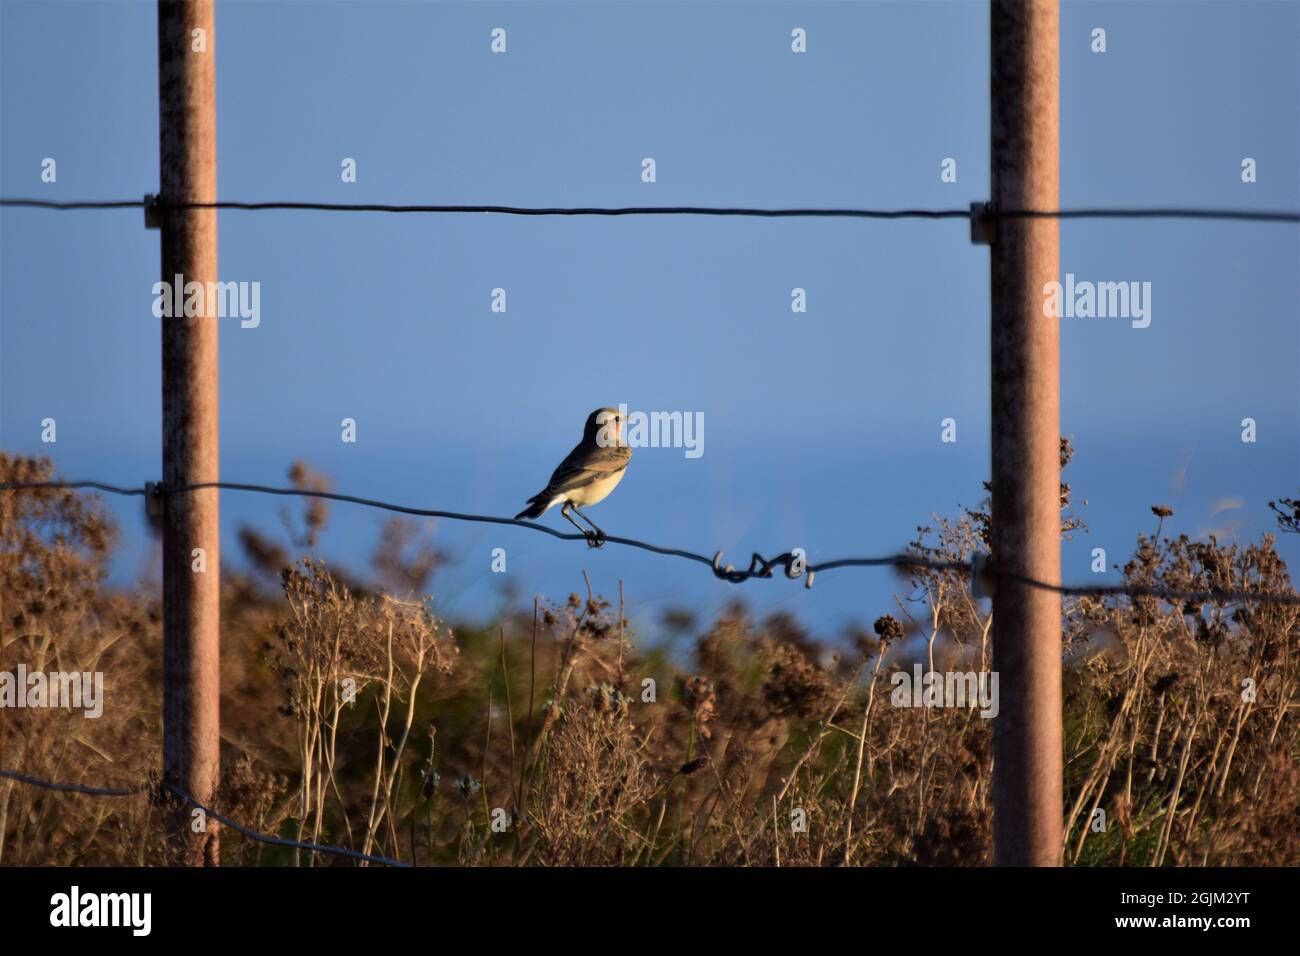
[1,451,1297,866]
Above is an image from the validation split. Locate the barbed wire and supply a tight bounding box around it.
[3,478,1298,605]
[0,767,407,866]
[1,197,1298,223]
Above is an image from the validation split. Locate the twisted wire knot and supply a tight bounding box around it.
[712,550,814,588]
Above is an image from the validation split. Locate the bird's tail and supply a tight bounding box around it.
[514,496,549,520]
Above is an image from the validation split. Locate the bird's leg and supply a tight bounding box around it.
[569,505,606,548]
[561,503,601,548]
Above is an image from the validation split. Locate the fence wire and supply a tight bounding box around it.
[3,478,1298,604]
[0,768,406,866]
[2,197,1298,223]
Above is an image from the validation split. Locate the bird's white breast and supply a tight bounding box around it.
[565,468,627,508]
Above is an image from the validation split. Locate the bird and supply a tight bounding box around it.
[514,407,631,547]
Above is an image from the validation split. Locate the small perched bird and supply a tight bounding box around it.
[515,407,631,547]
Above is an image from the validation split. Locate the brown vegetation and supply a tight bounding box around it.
[1,451,1297,866]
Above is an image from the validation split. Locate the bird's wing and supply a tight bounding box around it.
[539,444,630,498]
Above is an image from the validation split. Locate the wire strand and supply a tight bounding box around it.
[162,782,409,867]
[3,479,1298,604]
[0,768,407,866]
[1,199,145,210]
[0,767,147,797]
[2,197,1297,223]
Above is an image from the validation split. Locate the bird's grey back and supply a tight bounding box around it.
[544,442,631,495]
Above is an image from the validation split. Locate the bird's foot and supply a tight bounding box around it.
[585,529,607,549]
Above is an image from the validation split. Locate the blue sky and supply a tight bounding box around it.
[1,0,1297,643]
